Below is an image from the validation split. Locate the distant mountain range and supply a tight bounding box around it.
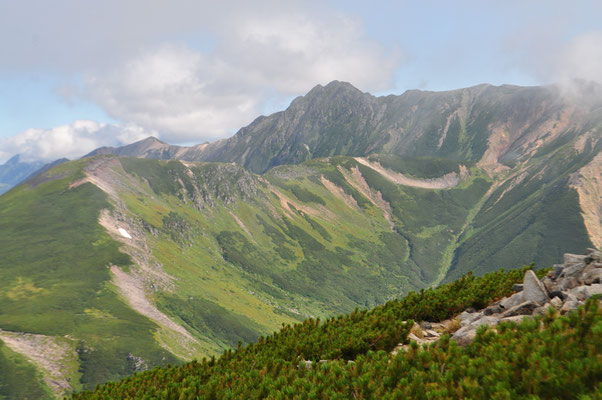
[0,81,599,398]
[0,155,69,195]
[0,155,45,194]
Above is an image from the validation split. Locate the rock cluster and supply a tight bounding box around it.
[451,249,602,346]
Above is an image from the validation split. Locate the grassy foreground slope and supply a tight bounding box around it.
[76,267,602,400]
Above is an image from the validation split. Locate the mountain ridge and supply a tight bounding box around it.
[84,81,599,176]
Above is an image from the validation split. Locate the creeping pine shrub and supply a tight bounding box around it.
[73,267,601,400]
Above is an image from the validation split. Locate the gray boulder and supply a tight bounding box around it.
[300,360,313,370]
[564,253,587,265]
[549,296,563,309]
[585,248,601,263]
[500,292,524,309]
[522,270,549,305]
[560,300,580,315]
[500,315,529,324]
[553,264,565,277]
[559,262,587,281]
[483,304,503,316]
[582,264,602,285]
[458,311,482,327]
[542,276,555,293]
[568,284,602,301]
[452,316,499,346]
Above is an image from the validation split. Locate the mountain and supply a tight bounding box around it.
[84,136,210,160]
[0,155,45,195]
[192,81,601,175]
[0,81,600,398]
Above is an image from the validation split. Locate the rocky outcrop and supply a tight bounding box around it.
[449,249,601,346]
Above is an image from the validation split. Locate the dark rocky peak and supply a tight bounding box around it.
[117,136,168,152]
[290,81,374,110]
[85,136,182,159]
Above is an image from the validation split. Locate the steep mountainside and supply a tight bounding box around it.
[88,81,601,274]
[90,81,601,175]
[192,81,601,176]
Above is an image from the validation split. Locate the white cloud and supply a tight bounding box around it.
[506,27,602,93]
[553,32,602,88]
[0,121,153,163]
[83,11,400,142]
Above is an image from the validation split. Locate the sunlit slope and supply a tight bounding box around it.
[0,160,178,397]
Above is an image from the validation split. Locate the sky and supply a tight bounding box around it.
[1,0,602,163]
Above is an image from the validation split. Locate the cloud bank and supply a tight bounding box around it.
[83,12,399,141]
[0,121,152,163]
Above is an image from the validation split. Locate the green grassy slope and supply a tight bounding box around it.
[115,155,490,318]
[0,161,178,396]
[0,154,491,396]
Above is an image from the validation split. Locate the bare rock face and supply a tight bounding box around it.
[522,270,549,305]
[569,284,602,301]
[397,251,600,352]
[512,284,524,292]
[450,251,601,347]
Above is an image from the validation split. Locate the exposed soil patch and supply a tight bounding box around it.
[478,106,575,176]
[229,211,255,242]
[0,329,77,399]
[338,165,394,230]
[354,157,462,189]
[570,152,602,248]
[320,176,360,211]
[267,183,334,220]
[110,266,196,342]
